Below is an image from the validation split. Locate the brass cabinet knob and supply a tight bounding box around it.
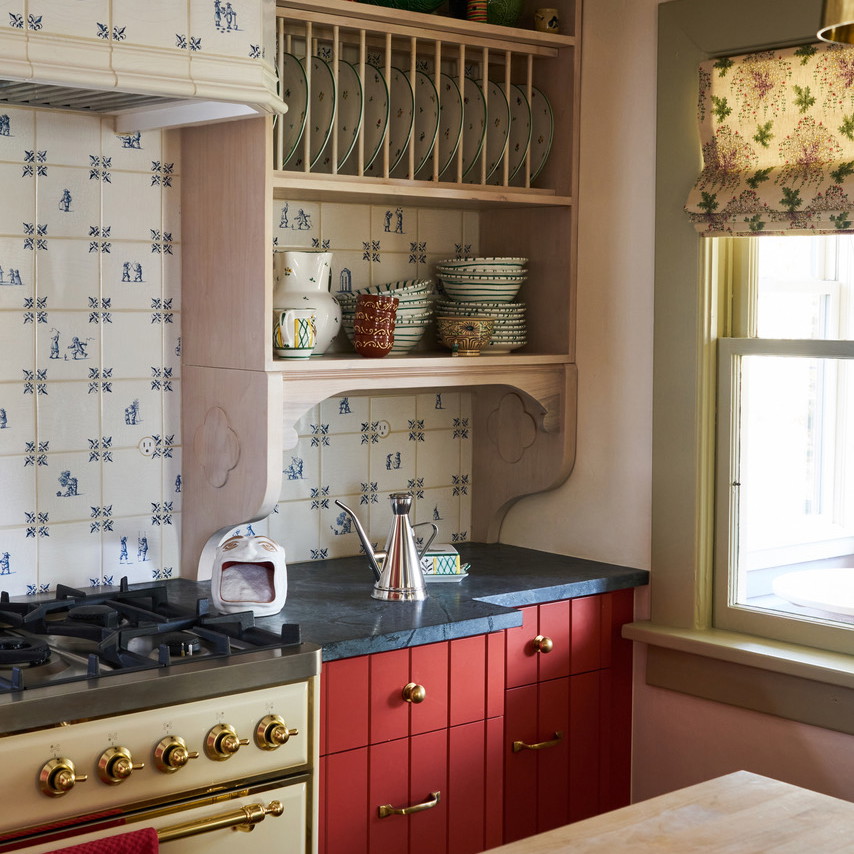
[255,714,299,750]
[402,682,427,704]
[154,736,200,773]
[205,723,250,761]
[97,746,145,784]
[39,757,88,797]
[533,635,554,654]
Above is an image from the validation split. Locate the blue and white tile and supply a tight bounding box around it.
[371,205,416,252]
[102,311,165,379]
[462,210,480,256]
[371,395,416,434]
[0,527,38,597]
[162,446,182,513]
[320,394,369,432]
[35,521,101,591]
[321,432,369,497]
[293,403,320,438]
[35,311,100,380]
[161,173,181,243]
[159,514,181,579]
[35,380,99,453]
[417,486,462,545]
[321,202,371,250]
[0,455,36,517]
[36,451,98,524]
[0,383,35,456]
[273,200,320,249]
[190,0,260,59]
[371,252,413,286]
[102,241,161,309]
[417,391,461,429]
[369,434,416,498]
[101,517,162,585]
[35,238,98,309]
[0,106,35,161]
[38,167,101,239]
[268,499,320,564]
[102,171,163,241]
[162,246,181,309]
[0,237,34,307]
[416,428,459,489]
[102,447,163,518]
[418,208,462,257]
[101,121,165,169]
[279,436,320,502]
[32,0,111,42]
[330,250,370,298]
[35,110,101,167]
[162,381,180,440]
[321,499,364,561]
[162,318,182,379]
[102,380,163,449]
[0,314,34,381]
[0,162,35,233]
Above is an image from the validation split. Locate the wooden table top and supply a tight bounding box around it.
[487,771,854,852]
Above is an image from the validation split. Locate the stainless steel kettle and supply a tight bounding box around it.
[334,493,438,601]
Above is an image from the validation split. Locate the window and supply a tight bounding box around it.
[715,236,854,654]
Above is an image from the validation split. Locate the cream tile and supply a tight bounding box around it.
[111,0,188,54]
[321,202,371,250]
[102,447,163,517]
[0,382,35,456]
[417,428,461,489]
[417,486,462,544]
[35,238,98,309]
[159,515,181,578]
[101,516,162,585]
[34,0,111,40]
[162,244,181,308]
[0,527,38,597]
[102,240,161,309]
[190,0,259,58]
[372,252,415,285]
[101,122,164,171]
[162,173,181,242]
[418,207,464,256]
[462,210,480,255]
[0,161,35,233]
[162,380,180,438]
[38,167,101,239]
[293,402,319,437]
[0,455,36,519]
[36,521,103,591]
[36,451,98,524]
[102,170,162,240]
[35,379,99,453]
[101,379,164,448]
[0,314,34,382]
[273,199,320,249]
[268,499,320,563]
[370,394,416,433]
[101,310,165,379]
[35,110,101,167]
[279,435,320,502]
[322,432,370,497]
[369,431,416,498]
[371,204,416,250]
[35,311,100,381]
[163,446,182,514]
[320,394,369,432]
[0,237,34,308]
[0,106,35,162]
[162,314,181,378]
[330,249,371,297]
[417,391,460,428]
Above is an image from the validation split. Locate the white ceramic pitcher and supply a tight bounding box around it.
[273,250,341,354]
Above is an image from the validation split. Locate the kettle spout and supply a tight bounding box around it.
[334,500,383,582]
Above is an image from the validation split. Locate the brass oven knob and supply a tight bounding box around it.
[154,736,200,773]
[39,757,88,797]
[205,723,250,761]
[255,714,299,751]
[533,635,554,654]
[402,682,427,704]
[97,746,145,784]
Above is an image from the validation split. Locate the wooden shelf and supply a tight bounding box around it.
[272,171,572,208]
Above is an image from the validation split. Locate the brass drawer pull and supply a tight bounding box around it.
[378,791,441,819]
[533,635,554,653]
[157,800,284,842]
[402,682,427,704]
[512,731,563,753]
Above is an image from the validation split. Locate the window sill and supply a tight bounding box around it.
[624,621,854,734]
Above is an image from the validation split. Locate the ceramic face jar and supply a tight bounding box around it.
[211,534,288,616]
[273,249,342,354]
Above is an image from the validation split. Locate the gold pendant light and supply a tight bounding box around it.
[818,0,854,43]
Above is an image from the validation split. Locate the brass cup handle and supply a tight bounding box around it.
[378,791,441,819]
[402,682,427,704]
[512,730,564,753]
[533,635,554,653]
[157,800,284,843]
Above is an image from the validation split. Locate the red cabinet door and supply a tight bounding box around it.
[409,729,448,854]
[369,738,410,853]
[537,600,571,682]
[325,656,370,755]
[410,642,449,736]
[569,670,601,822]
[323,747,369,854]
[571,595,603,674]
[504,606,538,688]
[450,635,487,727]
[535,677,571,834]
[503,684,539,843]
[370,648,411,745]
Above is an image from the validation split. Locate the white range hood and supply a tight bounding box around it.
[0,0,286,130]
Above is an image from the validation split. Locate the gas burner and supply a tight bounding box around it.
[161,631,202,657]
[66,604,121,628]
[0,636,51,667]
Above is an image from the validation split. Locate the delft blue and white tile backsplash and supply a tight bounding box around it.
[0,107,480,596]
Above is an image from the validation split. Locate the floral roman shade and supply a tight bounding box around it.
[685,43,854,236]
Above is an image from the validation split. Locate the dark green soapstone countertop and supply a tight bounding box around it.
[252,542,649,661]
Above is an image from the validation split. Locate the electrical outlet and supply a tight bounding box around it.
[377,420,391,438]
[138,437,156,457]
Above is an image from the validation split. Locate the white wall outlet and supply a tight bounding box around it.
[138,436,156,456]
[377,420,391,438]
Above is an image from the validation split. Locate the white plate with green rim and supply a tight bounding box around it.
[417,73,463,181]
[279,53,308,169]
[460,76,487,180]
[314,59,363,173]
[290,55,336,170]
[468,79,510,183]
[341,63,389,175]
[392,70,439,178]
[513,86,554,185]
[489,83,532,184]
[365,66,413,177]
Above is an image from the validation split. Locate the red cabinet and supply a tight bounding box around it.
[319,636,504,854]
[502,589,634,844]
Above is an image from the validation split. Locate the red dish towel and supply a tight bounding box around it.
[50,828,159,854]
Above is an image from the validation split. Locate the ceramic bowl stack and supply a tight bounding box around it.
[434,257,527,352]
[338,279,434,354]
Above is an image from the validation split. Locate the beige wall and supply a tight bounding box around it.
[505,0,854,804]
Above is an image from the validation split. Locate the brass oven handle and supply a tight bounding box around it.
[402,682,426,704]
[157,800,284,842]
[378,791,441,819]
[512,731,563,753]
[533,635,554,653]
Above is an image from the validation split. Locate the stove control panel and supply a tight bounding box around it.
[204,724,250,761]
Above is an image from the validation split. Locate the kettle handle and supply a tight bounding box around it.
[412,522,439,559]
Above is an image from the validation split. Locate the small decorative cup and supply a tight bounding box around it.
[274,308,317,358]
[534,7,560,32]
[354,294,398,358]
[467,0,488,22]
